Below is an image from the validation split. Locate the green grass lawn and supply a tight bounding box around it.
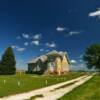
[59,75,100,100]
[0,72,84,97]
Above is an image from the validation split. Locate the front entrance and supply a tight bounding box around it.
[48,62,56,73]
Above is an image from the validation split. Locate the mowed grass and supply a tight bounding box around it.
[59,75,100,100]
[0,72,84,97]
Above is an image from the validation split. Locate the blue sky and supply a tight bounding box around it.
[0,0,100,70]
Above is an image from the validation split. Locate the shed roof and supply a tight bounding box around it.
[28,55,47,64]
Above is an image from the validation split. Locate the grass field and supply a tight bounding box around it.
[59,75,100,100]
[0,72,84,97]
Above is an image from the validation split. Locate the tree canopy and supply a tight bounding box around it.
[83,44,100,71]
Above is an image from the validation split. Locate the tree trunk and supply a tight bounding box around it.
[99,69,100,75]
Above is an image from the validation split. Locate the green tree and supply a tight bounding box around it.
[83,44,100,72]
[0,47,16,75]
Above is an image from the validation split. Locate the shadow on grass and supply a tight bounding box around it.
[25,94,43,100]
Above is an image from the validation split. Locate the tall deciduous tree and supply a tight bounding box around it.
[0,47,16,75]
[83,44,100,72]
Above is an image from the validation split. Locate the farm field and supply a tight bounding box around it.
[59,75,100,100]
[0,72,84,97]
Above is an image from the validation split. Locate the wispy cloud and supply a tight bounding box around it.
[22,33,29,39]
[65,31,81,37]
[40,48,44,52]
[78,54,84,63]
[16,36,21,40]
[69,31,81,35]
[31,40,40,46]
[16,59,24,67]
[78,54,83,59]
[56,26,66,32]
[45,49,50,52]
[11,45,25,52]
[46,42,56,48]
[89,8,100,18]
[24,42,29,46]
[33,34,41,40]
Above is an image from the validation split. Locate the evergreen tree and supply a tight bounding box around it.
[0,47,16,75]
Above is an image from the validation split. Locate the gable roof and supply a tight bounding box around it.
[28,50,70,64]
[47,50,58,55]
[38,55,48,62]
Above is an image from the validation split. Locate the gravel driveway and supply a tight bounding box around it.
[0,75,93,100]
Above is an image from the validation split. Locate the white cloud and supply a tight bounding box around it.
[16,47,25,52]
[40,49,50,52]
[70,60,77,64]
[31,40,40,46]
[22,33,29,39]
[70,63,88,71]
[33,34,41,40]
[24,42,28,46]
[89,8,100,18]
[56,26,66,32]
[11,45,17,49]
[46,42,56,48]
